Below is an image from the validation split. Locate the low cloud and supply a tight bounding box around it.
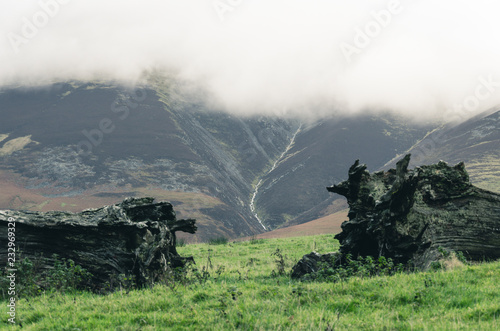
[1,0,500,121]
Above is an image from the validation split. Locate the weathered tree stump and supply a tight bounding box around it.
[0,197,197,288]
[292,155,500,278]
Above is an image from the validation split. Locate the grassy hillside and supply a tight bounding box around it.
[237,210,348,241]
[2,235,499,330]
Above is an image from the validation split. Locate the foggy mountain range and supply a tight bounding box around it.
[1,1,499,240]
[2,1,500,119]
[0,78,498,241]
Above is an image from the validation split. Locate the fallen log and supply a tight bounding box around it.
[292,155,500,278]
[0,197,197,288]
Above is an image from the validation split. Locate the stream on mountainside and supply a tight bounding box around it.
[250,123,302,230]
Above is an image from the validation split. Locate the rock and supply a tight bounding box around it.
[292,155,500,278]
[0,197,197,288]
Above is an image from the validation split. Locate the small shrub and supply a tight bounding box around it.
[183,265,210,285]
[0,253,93,299]
[430,261,443,271]
[208,237,228,245]
[250,236,265,245]
[438,247,451,258]
[117,273,137,291]
[310,254,403,282]
[455,251,468,264]
[271,248,287,277]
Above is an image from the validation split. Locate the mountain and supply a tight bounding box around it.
[382,109,500,192]
[0,80,301,241]
[252,114,434,229]
[0,77,437,240]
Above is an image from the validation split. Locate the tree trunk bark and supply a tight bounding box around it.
[0,197,197,289]
[327,154,500,270]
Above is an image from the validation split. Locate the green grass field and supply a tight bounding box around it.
[1,234,499,330]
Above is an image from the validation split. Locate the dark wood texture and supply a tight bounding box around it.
[0,197,197,287]
[328,154,500,269]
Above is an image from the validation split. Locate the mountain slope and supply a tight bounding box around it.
[0,78,443,239]
[383,109,500,192]
[0,81,300,240]
[253,114,435,229]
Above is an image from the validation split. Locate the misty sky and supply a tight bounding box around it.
[1,0,500,121]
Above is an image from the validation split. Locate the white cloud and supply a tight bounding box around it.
[1,0,500,121]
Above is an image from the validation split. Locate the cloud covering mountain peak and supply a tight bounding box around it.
[1,0,500,120]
